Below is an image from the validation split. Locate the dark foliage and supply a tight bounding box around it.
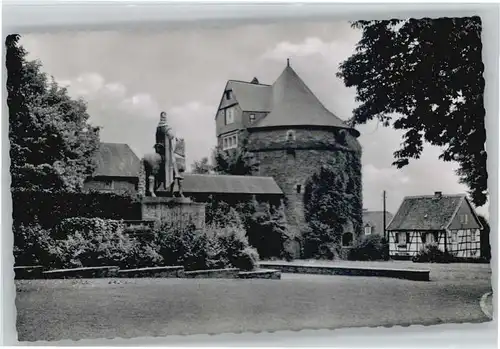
[13,223,58,267]
[412,242,454,263]
[11,189,141,228]
[303,156,362,259]
[6,34,100,192]
[190,157,213,174]
[348,234,389,261]
[478,215,491,261]
[337,17,487,206]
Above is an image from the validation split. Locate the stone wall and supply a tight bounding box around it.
[141,197,206,230]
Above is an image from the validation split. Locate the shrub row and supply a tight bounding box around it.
[11,189,141,228]
[204,195,294,260]
[412,242,454,263]
[13,217,259,271]
[348,235,390,261]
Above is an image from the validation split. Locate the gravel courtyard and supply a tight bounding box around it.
[15,262,492,342]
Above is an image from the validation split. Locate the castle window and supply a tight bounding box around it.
[225,107,235,125]
[286,130,296,141]
[225,90,232,100]
[249,114,256,123]
[364,225,372,235]
[296,184,302,194]
[286,149,296,164]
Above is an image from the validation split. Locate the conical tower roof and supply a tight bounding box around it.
[253,63,358,136]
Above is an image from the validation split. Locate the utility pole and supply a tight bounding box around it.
[383,190,387,241]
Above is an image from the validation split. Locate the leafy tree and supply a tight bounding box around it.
[337,17,487,206]
[213,135,259,175]
[190,156,213,174]
[6,34,100,191]
[477,214,490,261]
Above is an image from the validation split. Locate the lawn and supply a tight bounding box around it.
[16,263,492,342]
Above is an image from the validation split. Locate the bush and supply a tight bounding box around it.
[236,247,260,271]
[14,217,260,272]
[155,222,210,271]
[246,202,291,260]
[412,242,454,263]
[53,218,148,269]
[13,223,58,267]
[348,235,389,261]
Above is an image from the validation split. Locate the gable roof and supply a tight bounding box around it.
[363,210,394,233]
[226,80,272,112]
[92,142,141,178]
[386,194,478,231]
[181,173,283,195]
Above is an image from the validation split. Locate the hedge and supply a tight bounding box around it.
[11,189,141,228]
[14,217,259,271]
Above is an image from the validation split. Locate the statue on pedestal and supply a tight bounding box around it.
[142,111,186,197]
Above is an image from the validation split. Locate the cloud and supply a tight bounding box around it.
[262,37,338,61]
[167,101,217,167]
[364,164,411,185]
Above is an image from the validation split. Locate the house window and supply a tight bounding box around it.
[475,230,481,242]
[249,113,256,124]
[286,130,296,141]
[296,184,302,194]
[364,225,372,235]
[225,90,232,100]
[225,107,235,125]
[103,180,113,190]
[342,232,353,247]
[459,214,468,225]
[222,133,238,150]
[397,232,407,245]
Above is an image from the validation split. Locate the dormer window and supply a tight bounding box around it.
[286,130,296,141]
[225,90,232,100]
[225,107,235,125]
[249,114,256,124]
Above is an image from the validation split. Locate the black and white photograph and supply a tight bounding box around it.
[5,5,495,343]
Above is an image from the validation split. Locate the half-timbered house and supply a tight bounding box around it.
[386,192,483,260]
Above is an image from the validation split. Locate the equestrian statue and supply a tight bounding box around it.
[142,111,186,197]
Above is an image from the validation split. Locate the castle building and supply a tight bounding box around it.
[215,61,363,242]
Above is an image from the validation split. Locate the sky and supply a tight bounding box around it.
[20,20,489,217]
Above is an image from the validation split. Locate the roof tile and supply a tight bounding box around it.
[387,194,466,231]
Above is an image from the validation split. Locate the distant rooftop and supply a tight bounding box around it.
[181,173,283,195]
[92,142,140,178]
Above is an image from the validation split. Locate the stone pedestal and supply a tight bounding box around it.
[141,197,206,230]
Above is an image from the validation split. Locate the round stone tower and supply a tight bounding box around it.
[245,63,362,249]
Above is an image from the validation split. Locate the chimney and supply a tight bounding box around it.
[434,191,442,199]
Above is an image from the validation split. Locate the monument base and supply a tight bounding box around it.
[141,197,206,230]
